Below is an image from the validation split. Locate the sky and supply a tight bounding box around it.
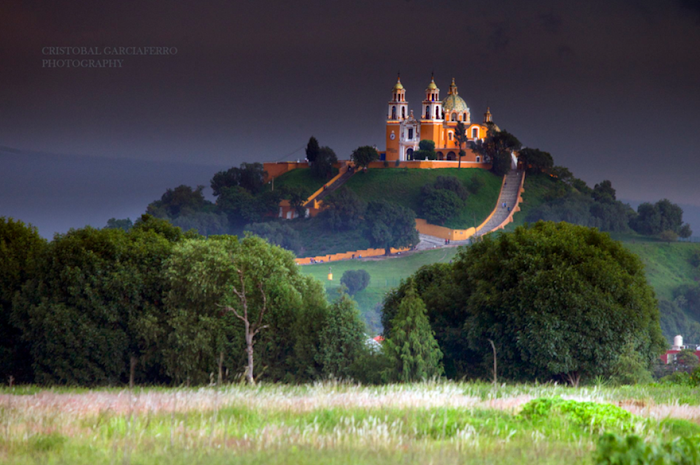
[1,0,700,237]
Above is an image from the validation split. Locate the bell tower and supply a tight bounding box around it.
[385,75,406,162]
[420,74,444,147]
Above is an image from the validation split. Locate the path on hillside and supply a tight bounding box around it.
[308,168,356,204]
[474,169,523,236]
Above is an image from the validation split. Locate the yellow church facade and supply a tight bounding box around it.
[384,75,493,163]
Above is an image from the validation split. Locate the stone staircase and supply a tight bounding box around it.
[312,168,356,203]
[475,169,524,235]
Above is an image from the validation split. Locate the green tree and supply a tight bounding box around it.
[518,148,553,174]
[456,221,666,386]
[0,218,46,383]
[211,162,266,196]
[384,284,443,382]
[319,187,366,231]
[455,121,468,168]
[630,199,692,237]
[306,136,320,164]
[105,218,133,231]
[147,185,213,219]
[659,229,678,243]
[165,235,320,384]
[592,180,617,203]
[471,127,521,176]
[413,139,437,161]
[340,269,371,295]
[310,146,338,179]
[351,145,380,170]
[316,291,367,379]
[364,200,419,254]
[422,189,463,225]
[244,221,302,254]
[13,219,188,386]
[675,349,700,373]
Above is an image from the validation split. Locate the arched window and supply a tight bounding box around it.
[435,107,439,118]
[472,127,479,138]
[391,106,396,119]
[451,113,456,122]
[402,107,406,118]
[448,132,453,141]
[425,106,430,119]
[476,156,481,163]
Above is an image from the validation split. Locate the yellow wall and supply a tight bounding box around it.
[415,219,476,241]
[295,246,410,265]
[263,162,310,180]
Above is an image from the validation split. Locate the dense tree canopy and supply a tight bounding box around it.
[340,269,371,295]
[319,187,366,232]
[630,199,693,238]
[13,216,192,385]
[0,218,46,383]
[456,221,665,385]
[413,139,437,161]
[364,200,419,254]
[351,145,379,169]
[382,222,666,385]
[471,127,521,175]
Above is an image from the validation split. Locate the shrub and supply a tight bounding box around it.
[595,433,700,465]
[520,398,635,433]
[340,269,371,295]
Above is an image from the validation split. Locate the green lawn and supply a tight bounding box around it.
[3,383,699,465]
[344,168,502,229]
[301,247,461,332]
[273,167,338,194]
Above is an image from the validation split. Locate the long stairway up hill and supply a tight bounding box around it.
[312,168,356,203]
[475,169,523,236]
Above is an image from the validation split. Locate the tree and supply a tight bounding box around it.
[166,235,313,385]
[413,139,436,161]
[281,185,312,217]
[659,229,678,243]
[316,291,367,379]
[422,189,463,225]
[244,221,302,254]
[592,180,617,203]
[518,148,553,174]
[456,221,666,386]
[340,269,371,295]
[675,349,700,373]
[471,127,521,176]
[455,122,468,168]
[384,284,443,382]
[211,163,266,197]
[364,200,419,254]
[306,136,320,164]
[310,146,338,179]
[0,218,46,383]
[13,219,189,386]
[105,218,133,231]
[351,145,379,170]
[320,187,366,231]
[630,199,692,237]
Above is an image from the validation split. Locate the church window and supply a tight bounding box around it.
[476,156,481,163]
[464,112,468,121]
[408,128,414,140]
[391,106,396,119]
[472,127,479,138]
[402,107,406,118]
[448,132,453,141]
[451,113,456,122]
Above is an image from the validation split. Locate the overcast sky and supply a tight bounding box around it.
[1,0,700,236]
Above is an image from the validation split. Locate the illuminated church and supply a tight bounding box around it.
[384,75,493,163]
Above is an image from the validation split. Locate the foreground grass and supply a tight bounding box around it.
[2,382,699,464]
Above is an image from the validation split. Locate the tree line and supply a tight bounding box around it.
[1,216,671,387]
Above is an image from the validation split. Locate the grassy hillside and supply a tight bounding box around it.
[344,168,502,229]
[273,167,338,193]
[301,247,461,333]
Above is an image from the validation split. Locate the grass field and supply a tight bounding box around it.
[301,247,461,332]
[2,382,699,464]
[273,168,338,194]
[344,168,502,229]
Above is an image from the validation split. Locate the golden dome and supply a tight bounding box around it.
[393,77,404,91]
[427,78,437,90]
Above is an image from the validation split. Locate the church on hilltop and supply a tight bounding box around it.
[383,74,493,163]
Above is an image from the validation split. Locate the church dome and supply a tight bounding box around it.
[442,94,469,113]
[442,78,469,114]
